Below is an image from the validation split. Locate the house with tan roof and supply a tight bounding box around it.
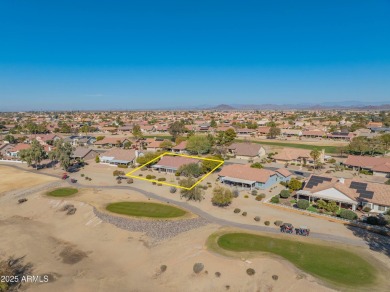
[297,174,390,213]
[273,148,324,166]
[172,141,188,154]
[227,142,266,160]
[95,137,130,148]
[152,156,200,173]
[99,149,136,166]
[343,155,390,178]
[218,164,291,190]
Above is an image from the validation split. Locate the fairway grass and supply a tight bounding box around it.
[211,232,377,287]
[47,187,78,197]
[106,202,187,218]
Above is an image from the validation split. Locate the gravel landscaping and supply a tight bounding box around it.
[93,207,209,241]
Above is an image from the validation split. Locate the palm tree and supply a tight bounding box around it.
[310,149,321,171]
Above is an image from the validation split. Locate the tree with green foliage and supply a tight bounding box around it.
[136,151,161,165]
[310,149,321,170]
[186,135,211,155]
[316,199,327,210]
[4,134,16,143]
[19,140,46,169]
[177,163,202,177]
[211,186,233,207]
[216,128,236,145]
[179,178,204,201]
[159,139,173,150]
[95,155,100,163]
[168,121,186,140]
[325,200,339,213]
[49,139,73,170]
[132,124,143,139]
[339,209,358,220]
[279,189,290,198]
[210,118,217,128]
[250,162,263,169]
[288,178,303,191]
[123,141,132,149]
[201,155,223,173]
[267,126,281,139]
[380,133,390,155]
[297,199,310,209]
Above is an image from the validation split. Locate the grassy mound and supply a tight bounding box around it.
[47,188,78,197]
[215,232,376,287]
[106,202,187,218]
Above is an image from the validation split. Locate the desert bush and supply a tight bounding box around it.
[152,181,156,185]
[81,174,85,177]
[158,177,166,181]
[270,196,280,204]
[160,265,167,273]
[127,178,133,184]
[246,268,255,276]
[141,167,147,171]
[279,190,290,198]
[297,199,310,210]
[242,212,247,216]
[146,174,152,179]
[339,209,358,220]
[170,187,177,193]
[232,189,239,198]
[212,186,233,207]
[254,216,260,222]
[255,195,263,201]
[362,206,372,213]
[139,174,143,176]
[117,164,128,168]
[251,190,258,196]
[244,195,249,198]
[18,198,28,204]
[366,216,379,225]
[264,221,270,226]
[61,204,74,211]
[66,207,77,215]
[157,183,162,186]
[117,180,122,184]
[234,208,241,213]
[274,220,283,226]
[272,275,279,280]
[215,271,221,278]
[193,263,204,274]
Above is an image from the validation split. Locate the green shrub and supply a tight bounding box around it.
[274,220,283,226]
[297,199,310,210]
[139,174,143,176]
[80,174,85,177]
[272,275,279,281]
[255,195,263,201]
[251,190,258,196]
[160,265,167,273]
[264,221,270,226]
[234,208,241,213]
[246,268,255,276]
[279,190,290,198]
[117,164,128,168]
[307,205,318,213]
[366,216,379,225]
[254,216,260,222]
[215,272,221,278]
[127,178,133,184]
[157,183,162,186]
[158,177,166,181]
[270,196,280,204]
[362,206,371,213]
[193,263,204,274]
[146,174,152,179]
[152,181,156,185]
[244,195,249,198]
[242,212,247,216]
[339,209,358,220]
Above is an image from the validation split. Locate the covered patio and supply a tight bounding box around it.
[296,190,358,211]
[220,176,256,190]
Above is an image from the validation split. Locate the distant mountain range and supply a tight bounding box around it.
[206,101,390,111]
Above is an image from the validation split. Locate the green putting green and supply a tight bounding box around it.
[47,187,78,197]
[106,202,187,218]
[215,232,376,287]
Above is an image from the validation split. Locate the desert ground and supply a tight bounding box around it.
[0,164,389,292]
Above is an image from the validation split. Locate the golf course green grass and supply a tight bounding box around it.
[106,202,187,218]
[47,187,78,197]
[213,232,376,287]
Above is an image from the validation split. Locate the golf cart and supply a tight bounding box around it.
[280,223,294,234]
[295,226,310,236]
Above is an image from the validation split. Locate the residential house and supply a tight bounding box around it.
[343,155,390,178]
[99,149,136,166]
[172,141,188,154]
[71,147,99,161]
[152,155,199,173]
[95,137,130,148]
[227,142,266,160]
[218,164,290,190]
[273,148,325,165]
[297,175,390,213]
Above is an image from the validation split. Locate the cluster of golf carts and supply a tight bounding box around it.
[280,223,310,236]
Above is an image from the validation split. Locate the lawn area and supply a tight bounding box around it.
[235,139,341,154]
[106,202,187,218]
[47,187,78,197]
[215,232,376,287]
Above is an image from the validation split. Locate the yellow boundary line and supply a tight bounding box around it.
[125,152,224,190]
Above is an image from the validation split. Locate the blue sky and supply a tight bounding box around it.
[0,0,389,110]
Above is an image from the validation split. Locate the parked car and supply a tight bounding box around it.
[62,173,69,180]
[70,178,77,183]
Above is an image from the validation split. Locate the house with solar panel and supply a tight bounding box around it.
[297,175,390,214]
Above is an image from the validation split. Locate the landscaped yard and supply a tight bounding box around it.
[47,187,78,197]
[211,232,376,287]
[106,202,187,218]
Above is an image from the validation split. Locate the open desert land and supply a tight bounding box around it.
[0,165,389,292]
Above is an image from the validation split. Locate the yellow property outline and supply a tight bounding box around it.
[125,152,224,190]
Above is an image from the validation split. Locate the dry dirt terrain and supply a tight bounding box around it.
[0,165,388,292]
